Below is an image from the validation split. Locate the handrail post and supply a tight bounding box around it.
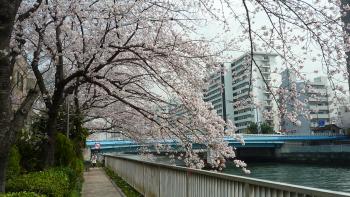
[244,182,251,197]
[158,166,161,197]
[186,170,189,197]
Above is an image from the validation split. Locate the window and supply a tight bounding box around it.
[234,114,253,121]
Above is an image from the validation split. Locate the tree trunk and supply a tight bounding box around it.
[0,0,23,193]
[44,108,59,168]
[0,153,9,192]
[0,55,12,194]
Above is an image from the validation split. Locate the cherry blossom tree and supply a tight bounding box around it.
[1,0,350,192]
[10,0,241,171]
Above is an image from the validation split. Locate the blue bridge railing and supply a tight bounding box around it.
[86,134,350,152]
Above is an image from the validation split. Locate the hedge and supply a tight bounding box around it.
[6,168,70,197]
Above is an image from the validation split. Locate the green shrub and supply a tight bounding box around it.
[69,178,82,197]
[55,167,78,191]
[260,122,274,134]
[52,166,83,197]
[69,158,84,178]
[16,128,46,172]
[54,133,84,196]
[6,168,70,197]
[0,192,46,197]
[6,146,21,180]
[55,133,75,167]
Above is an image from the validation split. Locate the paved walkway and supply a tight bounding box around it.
[82,168,124,197]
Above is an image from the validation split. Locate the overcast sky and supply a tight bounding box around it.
[191,0,349,94]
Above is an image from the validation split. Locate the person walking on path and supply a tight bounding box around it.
[91,154,97,167]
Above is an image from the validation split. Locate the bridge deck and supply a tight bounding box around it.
[86,134,350,151]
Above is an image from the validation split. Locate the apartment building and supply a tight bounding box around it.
[231,53,279,133]
[203,64,234,123]
[280,69,332,134]
[307,77,332,129]
[203,53,279,133]
[279,69,311,134]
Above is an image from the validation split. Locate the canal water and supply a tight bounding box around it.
[223,162,350,193]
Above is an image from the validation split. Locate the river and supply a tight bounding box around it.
[223,162,350,193]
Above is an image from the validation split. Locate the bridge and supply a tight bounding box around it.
[86,134,350,153]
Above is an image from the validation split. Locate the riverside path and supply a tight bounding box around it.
[82,168,125,197]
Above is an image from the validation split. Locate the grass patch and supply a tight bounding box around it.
[0,192,46,197]
[104,167,143,197]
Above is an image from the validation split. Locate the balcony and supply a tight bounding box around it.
[308,97,328,102]
[233,110,253,117]
[309,105,329,111]
[310,114,330,119]
[264,105,273,109]
[232,77,249,85]
[233,89,250,97]
[307,89,327,95]
[262,76,271,81]
[234,118,254,124]
[265,97,272,101]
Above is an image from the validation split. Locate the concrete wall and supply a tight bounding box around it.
[234,143,350,164]
[275,143,350,164]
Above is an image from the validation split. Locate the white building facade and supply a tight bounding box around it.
[204,53,279,133]
[231,53,279,133]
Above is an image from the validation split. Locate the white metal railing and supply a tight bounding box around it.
[104,155,350,197]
